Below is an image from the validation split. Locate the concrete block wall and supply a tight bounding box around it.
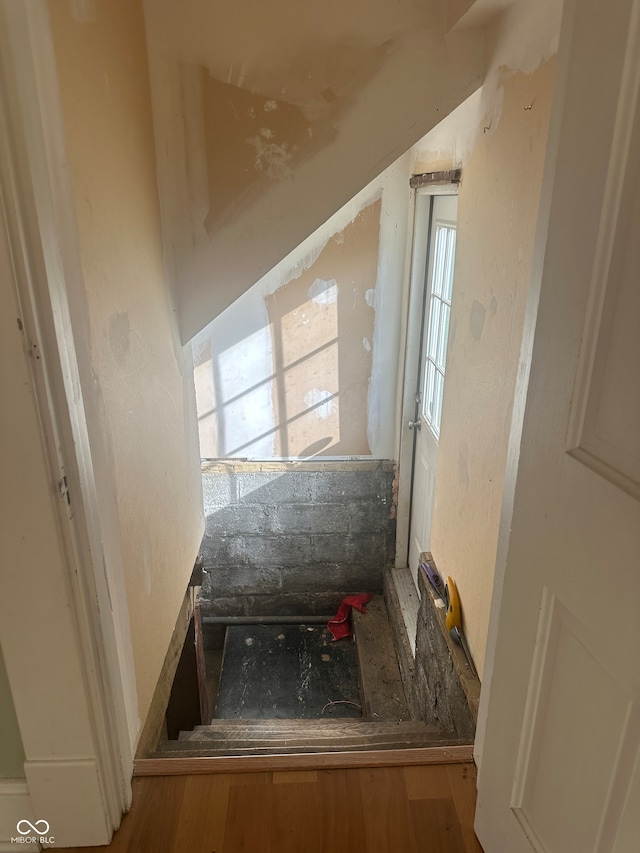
[199,460,396,616]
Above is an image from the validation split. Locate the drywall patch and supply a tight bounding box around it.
[470,299,486,341]
[247,135,293,180]
[309,277,338,305]
[365,289,376,308]
[363,338,371,352]
[201,73,322,232]
[304,389,337,419]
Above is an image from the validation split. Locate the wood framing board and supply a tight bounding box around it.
[135,590,194,758]
[391,567,420,655]
[409,169,461,189]
[193,595,209,725]
[134,745,475,776]
[352,596,410,720]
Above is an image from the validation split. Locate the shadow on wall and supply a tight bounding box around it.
[192,198,382,458]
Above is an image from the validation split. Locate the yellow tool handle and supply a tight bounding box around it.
[445,576,461,632]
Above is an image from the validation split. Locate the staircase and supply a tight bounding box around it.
[150,596,468,759]
[152,719,463,758]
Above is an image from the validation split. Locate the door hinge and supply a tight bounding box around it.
[58,475,71,506]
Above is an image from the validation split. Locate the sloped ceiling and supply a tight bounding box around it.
[143,0,489,342]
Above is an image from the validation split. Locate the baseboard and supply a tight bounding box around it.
[0,779,35,850]
[24,758,111,848]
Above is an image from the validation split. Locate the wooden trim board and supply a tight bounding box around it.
[135,590,194,758]
[134,744,474,776]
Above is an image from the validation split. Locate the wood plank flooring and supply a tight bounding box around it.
[55,762,483,852]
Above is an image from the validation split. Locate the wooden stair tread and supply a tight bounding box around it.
[191,719,434,736]
[151,717,459,758]
[160,736,454,752]
[178,730,442,744]
[154,734,465,757]
[352,595,410,721]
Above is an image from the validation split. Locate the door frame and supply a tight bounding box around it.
[0,1,135,844]
[395,180,460,572]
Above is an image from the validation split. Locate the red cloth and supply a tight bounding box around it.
[327,593,372,640]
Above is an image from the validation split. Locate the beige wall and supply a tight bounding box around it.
[413,56,556,679]
[0,648,24,779]
[47,0,204,730]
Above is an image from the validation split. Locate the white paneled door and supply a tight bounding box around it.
[476,1,640,850]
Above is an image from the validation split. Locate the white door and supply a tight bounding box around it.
[476,1,640,851]
[408,194,458,576]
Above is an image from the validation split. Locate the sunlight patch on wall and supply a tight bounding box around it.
[192,197,381,459]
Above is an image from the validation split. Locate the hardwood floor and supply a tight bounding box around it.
[56,763,483,852]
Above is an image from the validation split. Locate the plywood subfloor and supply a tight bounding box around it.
[55,763,483,852]
[215,624,361,720]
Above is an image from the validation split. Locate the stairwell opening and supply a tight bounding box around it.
[137,140,485,762]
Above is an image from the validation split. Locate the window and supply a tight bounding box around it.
[422,224,456,438]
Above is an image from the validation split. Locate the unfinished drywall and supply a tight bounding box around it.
[200,461,396,616]
[0,648,24,778]
[143,0,485,341]
[47,0,204,733]
[409,0,559,679]
[194,199,381,458]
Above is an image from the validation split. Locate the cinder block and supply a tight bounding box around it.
[203,564,284,596]
[349,533,390,565]
[310,533,354,564]
[202,471,238,511]
[200,534,234,567]
[346,502,390,534]
[199,591,348,618]
[241,535,314,567]
[311,469,386,503]
[204,503,276,536]
[274,502,351,535]
[236,471,314,504]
